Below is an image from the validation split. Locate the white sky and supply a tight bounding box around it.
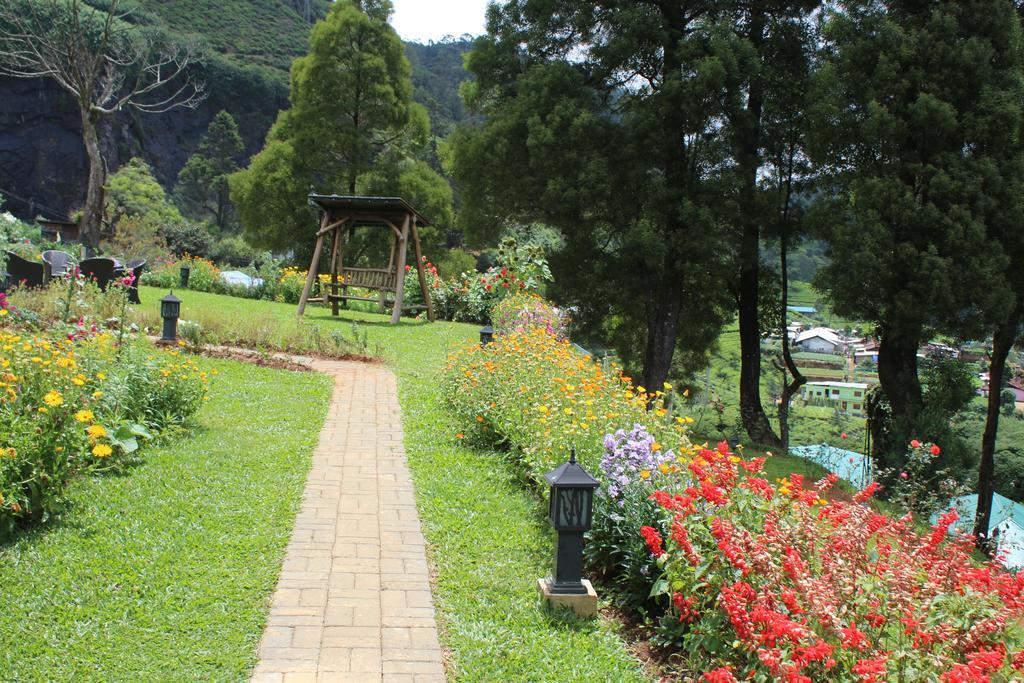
[390,0,490,43]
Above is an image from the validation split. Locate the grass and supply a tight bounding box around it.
[0,356,333,680]
[135,286,650,681]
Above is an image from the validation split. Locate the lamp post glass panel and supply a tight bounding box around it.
[160,292,181,342]
[479,325,494,347]
[544,448,599,595]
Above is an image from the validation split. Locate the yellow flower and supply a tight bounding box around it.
[92,443,113,458]
[92,391,104,399]
[42,390,63,407]
[0,309,7,316]
[96,372,106,380]
[537,405,549,414]
[74,410,94,423]
[639,470,651,480]
[86,424,107,439]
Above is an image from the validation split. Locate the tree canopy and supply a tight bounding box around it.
[231,0,452,256]
[808,0,1023,462]
[176,110,244,232]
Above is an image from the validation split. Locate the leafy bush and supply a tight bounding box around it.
[143,255,221,292]
[159,222,216,258]
[208,235,258,266]
[442,326,690,481]
[434,248,477,279]
[491,291,568,338]
[0,323,208,537]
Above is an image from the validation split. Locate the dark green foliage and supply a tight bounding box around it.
[231,1,454,257]
[808,0,1024,460]
[404,38,473,136]
[1002,389,1018,416]
[208,234,258,266]
[160,222,214,257]
[176,111,245,232]
[450,1,743,391]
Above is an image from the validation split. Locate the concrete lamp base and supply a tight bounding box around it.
[536,578,598,618]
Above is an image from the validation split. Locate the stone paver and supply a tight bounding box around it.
[251,359,446,683]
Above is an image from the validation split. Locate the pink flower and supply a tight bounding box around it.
[930,444,941,456]
[910,439,922,449]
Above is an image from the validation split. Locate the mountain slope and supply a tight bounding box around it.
[0,2,472,221]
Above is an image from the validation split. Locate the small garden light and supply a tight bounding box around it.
[160,291,181,343]
[537,447,599,617]
[479,325,494,347]
[179,264,191,288]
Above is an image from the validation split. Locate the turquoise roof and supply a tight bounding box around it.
[942,492,1024,534]
[787,306,818,314]
[789,444,871,487]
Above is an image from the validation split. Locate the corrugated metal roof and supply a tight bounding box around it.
[307,194,431,226]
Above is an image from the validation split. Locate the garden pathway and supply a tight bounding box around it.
[250,357,446,683]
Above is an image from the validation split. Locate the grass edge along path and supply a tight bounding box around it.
[135,287,650,681]
[0,356,333,680]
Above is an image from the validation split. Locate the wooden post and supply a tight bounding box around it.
[297,213,329,316]
[410,216,435,322]
[329,226,341,316]
[389,214,410,324]
[381,229,398,314]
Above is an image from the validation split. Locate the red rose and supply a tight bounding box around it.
[930,444,941,456]
[910,439,921,449]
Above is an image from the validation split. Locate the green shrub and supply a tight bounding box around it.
[434,248,477,279]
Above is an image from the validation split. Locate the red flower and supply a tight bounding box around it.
[703,668,737,683]
[841,432,848,439]
[640,525,665,557]
[852,656,887,683]
[853,481,881,503]
[910,439,922,449]
[930,444,941,456]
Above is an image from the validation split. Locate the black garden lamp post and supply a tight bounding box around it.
[160,291,181,343]
[544,447,599,595]
[179,264,191,288]
[479,325,494,347]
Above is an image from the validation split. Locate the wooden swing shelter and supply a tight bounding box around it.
[296,194,434,324]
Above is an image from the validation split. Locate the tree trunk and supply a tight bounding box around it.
[873,323,923,461]
[641,269,683,396]
[79,108,105,256]
[974,308,1022,552]
[777,231,805,453]
[734,10,781,448]
[738,221,781,446]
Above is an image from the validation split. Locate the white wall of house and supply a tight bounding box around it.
[800,336,838,353]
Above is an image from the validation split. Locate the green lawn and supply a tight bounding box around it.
[0,357,333,680]
[135,286,650,681]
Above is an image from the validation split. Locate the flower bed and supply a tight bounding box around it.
[0,296,209,537]
[442,322,1024,680]
[441,326,690,484]
[641,439,1024,680]
[492,291,568,338]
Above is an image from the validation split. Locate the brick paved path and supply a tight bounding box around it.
[251,359,445,683]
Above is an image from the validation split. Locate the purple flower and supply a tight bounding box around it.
[599,424,676,504]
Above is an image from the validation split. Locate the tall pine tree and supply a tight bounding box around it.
[230,0,451,254]
[176,110,244,232]
[450,1,749,392]
[809,0,1017,463]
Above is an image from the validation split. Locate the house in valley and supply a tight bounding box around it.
[794,327,845,354]
[802,381,869,416]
